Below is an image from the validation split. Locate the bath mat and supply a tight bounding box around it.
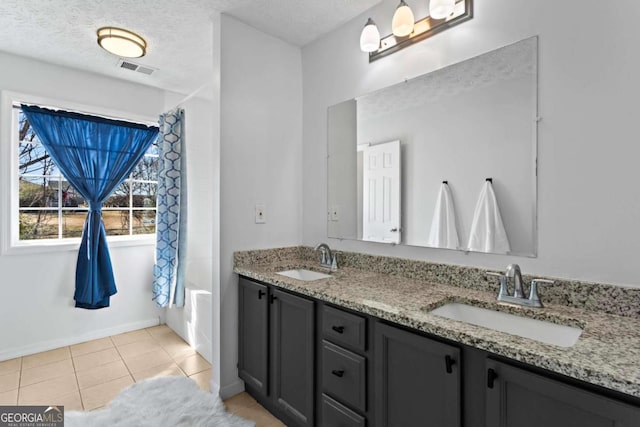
[65,376,254,427]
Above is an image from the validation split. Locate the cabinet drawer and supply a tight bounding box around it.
[323,305,367,351]
[322,340,366,412]
[322,394,366,427]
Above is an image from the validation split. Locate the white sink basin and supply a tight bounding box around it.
[429,303,583,348]
[276,269,332,281]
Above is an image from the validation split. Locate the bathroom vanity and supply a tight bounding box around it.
[235,247,640,427]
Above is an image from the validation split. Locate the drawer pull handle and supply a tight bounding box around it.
[269,294,277,304]
[445,355,455,374]
[331,326,345,334]
[487,368,498,389]
[258,290,266,299]
[331,369,345,378]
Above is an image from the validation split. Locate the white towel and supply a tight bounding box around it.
[467,181,510,254]
[427,182,460,249]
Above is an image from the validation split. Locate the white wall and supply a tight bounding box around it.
[302,0,640,288]
[0,52,165,360]
[218,15,303,397]
[163,94,215,363]
[210,10,223,398]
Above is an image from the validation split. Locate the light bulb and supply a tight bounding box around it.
[360,18,380,53]
[392,1,415,37]
[429,0,455,20]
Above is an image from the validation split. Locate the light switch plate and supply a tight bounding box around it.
[255,203,266,224]
[330,205,340,221]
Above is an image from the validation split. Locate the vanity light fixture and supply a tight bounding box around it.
[392,1,415,37]
[360,0,473,62]
[429,0,456,19]
[360,18,381,52]
[97,27,147,58]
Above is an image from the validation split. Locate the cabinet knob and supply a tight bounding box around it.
[487,368,498,389]
[331,369,345,378]
[258,290,266,299]
[331,326,345,334]
[445,355,456,374]
[269,294,277,304]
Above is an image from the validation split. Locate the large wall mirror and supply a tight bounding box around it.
[327,37,538,256]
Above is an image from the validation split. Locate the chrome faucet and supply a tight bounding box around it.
[486,264,554,308]
[506,264,525,298]
[314,243,338,271]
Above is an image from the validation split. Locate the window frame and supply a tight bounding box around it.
[1,90,159,255]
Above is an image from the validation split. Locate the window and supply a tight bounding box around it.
[15,104,158,243]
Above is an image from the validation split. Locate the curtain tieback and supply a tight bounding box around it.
[86,203,103,260]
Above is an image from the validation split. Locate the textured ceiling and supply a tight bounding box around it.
[0,0,380,95]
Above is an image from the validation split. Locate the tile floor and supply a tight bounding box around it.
[0,326,283,426]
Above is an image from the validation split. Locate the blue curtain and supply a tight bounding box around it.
[22,105,159,309]
[152,108,187,308]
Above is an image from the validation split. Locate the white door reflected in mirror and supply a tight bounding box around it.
[362,140,401,244]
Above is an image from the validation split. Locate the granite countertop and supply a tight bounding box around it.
[234,251,640,399]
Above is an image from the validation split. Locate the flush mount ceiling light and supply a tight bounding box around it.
[360,0,473,62]
[97,27,147,58]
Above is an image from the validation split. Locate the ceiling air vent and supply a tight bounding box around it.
[117,59,156,76]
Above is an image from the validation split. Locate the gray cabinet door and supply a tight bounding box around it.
[486,359,640,427]
[271,288,315,426]
[374,322,461,427]
[238,277,269,397]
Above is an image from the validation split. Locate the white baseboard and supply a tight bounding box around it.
[0,317,160,362]
[219,379,245,400]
